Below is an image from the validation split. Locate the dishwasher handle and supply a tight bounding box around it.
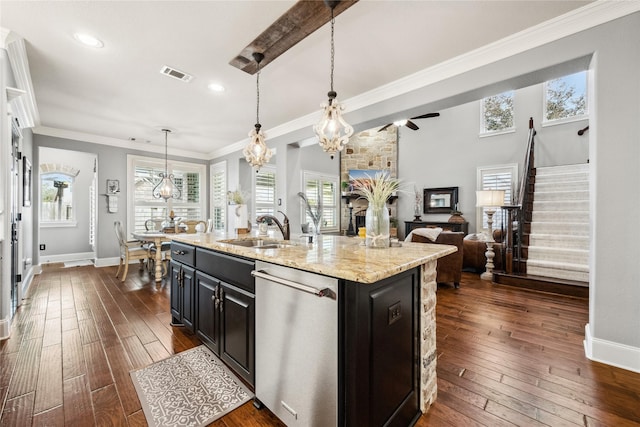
[251,270,336,300]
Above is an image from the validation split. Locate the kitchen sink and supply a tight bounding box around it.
[220,238,298,249]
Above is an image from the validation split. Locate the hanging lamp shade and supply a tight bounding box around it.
[153,129,181,200]
[244,52,273,171]
[313,0,353,159]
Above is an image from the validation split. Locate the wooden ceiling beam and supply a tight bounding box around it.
[229,0,359,74]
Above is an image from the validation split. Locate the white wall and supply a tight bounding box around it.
[397,82,589,235]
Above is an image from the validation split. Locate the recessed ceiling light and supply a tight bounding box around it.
[208,83,225,93]
[73,32,104,48]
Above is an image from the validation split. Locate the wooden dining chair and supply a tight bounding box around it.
[180,220,207,234]
[114,221,150,282]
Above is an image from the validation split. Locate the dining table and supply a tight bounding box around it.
[132,231,173,283]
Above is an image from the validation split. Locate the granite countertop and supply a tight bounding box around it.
[170,232,456,284]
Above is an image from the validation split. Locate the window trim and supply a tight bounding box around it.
[127,154,206,236]
[252,164,277,222]
[40,171,77,226]
[301,170,339,234]
[479,90,515,136]
[476,163,518,233]
[210,160,227,231]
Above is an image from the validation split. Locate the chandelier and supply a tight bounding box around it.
[152,129,181,200]
[243,52,273,170]
[313,0,353,159]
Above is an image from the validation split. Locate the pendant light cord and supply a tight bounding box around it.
[330,8,335,93]
[164,130,168,175]
[256,60,261,125]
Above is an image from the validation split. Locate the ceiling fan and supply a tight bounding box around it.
[378,112,440,132]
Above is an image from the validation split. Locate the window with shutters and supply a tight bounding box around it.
[302,171,339,233]
[253,165,277,219]
[210,161,227,231]
[480,91,515,136]
[476,164,517,232]
[127,155,206,235]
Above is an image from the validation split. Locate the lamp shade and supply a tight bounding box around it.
[476,190,505,207]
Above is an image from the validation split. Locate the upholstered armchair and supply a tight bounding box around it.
[411,231,464,288]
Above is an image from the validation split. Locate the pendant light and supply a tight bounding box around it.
[244,52,273,171]
[152,129,181,200]
[313,0,353,159]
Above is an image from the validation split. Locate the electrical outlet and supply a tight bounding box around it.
[388,302,402,325]
[39,244,46,251]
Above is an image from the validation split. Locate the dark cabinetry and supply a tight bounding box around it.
[405,220,469,236]
[169,243,256,387]
[169,242,196,332]
[342,267,421,426]
[196,270,255,386]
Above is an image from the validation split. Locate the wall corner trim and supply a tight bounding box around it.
[584,324,640,374]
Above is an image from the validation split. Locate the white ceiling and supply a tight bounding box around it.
[1,0,593,159]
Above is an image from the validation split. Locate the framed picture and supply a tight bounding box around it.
[423,186,458,214]
[23,156,32,207]
[107,179,120,194]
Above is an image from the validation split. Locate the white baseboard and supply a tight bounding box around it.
[0,315,9,340]
[584,324,640,373]
[40,251,95,264]
[21,265,37,296]
[94,257,122,268]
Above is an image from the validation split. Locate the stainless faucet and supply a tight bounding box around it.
[256,210,290,241]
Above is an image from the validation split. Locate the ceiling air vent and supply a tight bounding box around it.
[160,65,193,83]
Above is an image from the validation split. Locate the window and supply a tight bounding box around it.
[480,91,514,135]
[476,164,517,232]
[128,155,206,235]
[253,165,277,219]
[302,171,339,233]
[40,166,79,224]
[210,161,227,231]
[544,71,588,123]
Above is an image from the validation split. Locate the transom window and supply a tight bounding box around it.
[127,155,206,235]
[544,70,588,124]
[480,91,515,135]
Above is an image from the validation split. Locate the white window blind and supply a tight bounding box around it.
[477,164,517,231]
[302,171,338,232]
[210,161,227,231]
[128,155,206,235]
[254,166,277,218]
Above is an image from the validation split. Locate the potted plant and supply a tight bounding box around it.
[341,181,349,196]
[352,171,401,248]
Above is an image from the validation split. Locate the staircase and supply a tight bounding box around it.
[525,163,590,284]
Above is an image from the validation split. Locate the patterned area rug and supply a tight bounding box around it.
[130,345,253,427]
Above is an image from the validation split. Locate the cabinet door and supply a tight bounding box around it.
[196,272,221,355]
[181,265,195,332]
[169,260,182,325]
[220,282,255,386]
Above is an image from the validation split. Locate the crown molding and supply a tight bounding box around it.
[35,126,204,159]
[0,28,10,49]
[217,1,640,161]
[5,36,40,127]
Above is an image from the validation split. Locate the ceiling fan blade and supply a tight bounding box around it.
[405,121,419,131]
[410,112,440,120]
[378,123,393,132]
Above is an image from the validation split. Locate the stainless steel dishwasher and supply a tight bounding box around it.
[252,260,338,427]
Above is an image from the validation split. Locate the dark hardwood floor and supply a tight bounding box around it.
[1,264,638,426]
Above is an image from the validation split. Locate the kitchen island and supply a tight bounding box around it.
[169,232,455,426]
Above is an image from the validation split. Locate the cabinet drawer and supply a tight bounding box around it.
[196,248,255,293]
[170,242,195,267]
